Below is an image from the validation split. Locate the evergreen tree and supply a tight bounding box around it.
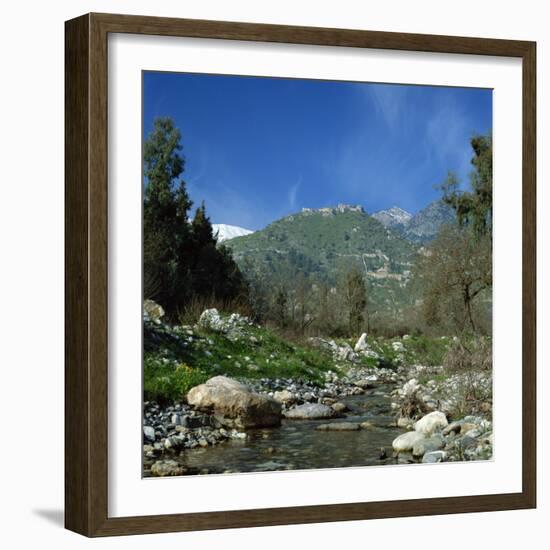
[190,202,218,298]
[440,132,493,237]
[143,117,192,313]
[143,117,248,317]
[190,202,248,302]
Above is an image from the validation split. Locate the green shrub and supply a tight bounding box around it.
[144,355,208,402]
[404,335,450,366]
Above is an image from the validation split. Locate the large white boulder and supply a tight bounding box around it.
[392,431,426,453]
[414,411,448,436]
[187,376,281,428]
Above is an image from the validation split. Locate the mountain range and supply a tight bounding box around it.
[223,204,422,312]
[372,200,455,244]
[371,206,412,230]
[217,199,456,313]
[216,199,454,248]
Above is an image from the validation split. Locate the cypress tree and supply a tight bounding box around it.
[143,117,193,315]
[144,116,248,316]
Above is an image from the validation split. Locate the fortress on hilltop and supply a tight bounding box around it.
[301,204,365,215]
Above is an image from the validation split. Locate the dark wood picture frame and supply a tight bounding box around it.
[65,12,537,537]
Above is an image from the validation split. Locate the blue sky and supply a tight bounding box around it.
[143,72,492,231]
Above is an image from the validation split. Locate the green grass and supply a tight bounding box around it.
[143,322,336,402]
[144,313,470,403]
[144,355,209,402]
[416,372,450,386]
[402,335,450,366]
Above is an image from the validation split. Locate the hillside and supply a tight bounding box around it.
[226,204,418,313]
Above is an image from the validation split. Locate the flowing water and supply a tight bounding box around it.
[170,384,406,475]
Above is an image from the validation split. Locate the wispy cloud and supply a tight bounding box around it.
[367,84,410,132]
[288,177,302,210]
[319,84,482,212]
[423,95,473,187]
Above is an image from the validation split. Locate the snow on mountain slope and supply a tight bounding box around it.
[212,223,254,243]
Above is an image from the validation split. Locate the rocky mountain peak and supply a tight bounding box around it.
[372,206,413,228]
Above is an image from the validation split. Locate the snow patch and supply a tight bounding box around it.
[212,224,254,243]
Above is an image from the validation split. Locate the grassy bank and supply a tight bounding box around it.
[144,310,489,405]
[144,319,336,402]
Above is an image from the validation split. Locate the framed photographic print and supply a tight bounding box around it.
[65,13,536,536]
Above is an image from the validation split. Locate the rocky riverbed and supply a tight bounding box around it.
[143,306,493,476]
[144,362,492,476]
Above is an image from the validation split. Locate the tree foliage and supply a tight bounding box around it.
[342,268,368,336]
[440,133,493,238]
[143,117,247,317]
[414,224,492,334]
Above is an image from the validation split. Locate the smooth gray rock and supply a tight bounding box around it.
[422,450,448,463]
[460,435,477,450]
[143,426,156,442]
[284,403,335,420]
[412,434,445,457]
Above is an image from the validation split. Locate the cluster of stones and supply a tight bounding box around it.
[143,369,388,476]
[391,376,493,463]
[391,410,492,463]
[143,305,256,360]
[197,308,255,341]
[245,367,398,414]
[143,399,249,475]
[308,333,380,363]
[391,368,493,420]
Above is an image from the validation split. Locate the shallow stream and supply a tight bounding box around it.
[173,384,405,475]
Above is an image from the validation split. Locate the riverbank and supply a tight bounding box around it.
[143,305,492,476]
